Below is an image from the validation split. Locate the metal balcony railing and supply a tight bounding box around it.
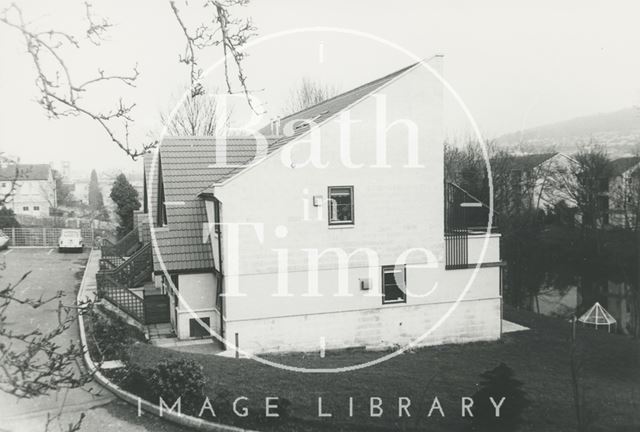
[445,182,499,269]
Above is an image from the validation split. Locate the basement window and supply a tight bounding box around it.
[328,186,354,225]
[382,265,406,304]
[189,317,211,338]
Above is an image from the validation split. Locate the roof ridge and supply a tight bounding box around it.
[274,62,419,125]
[162,135,281,141]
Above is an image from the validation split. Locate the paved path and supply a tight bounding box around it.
[0,248,184,432]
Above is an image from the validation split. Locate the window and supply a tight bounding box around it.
[189,317,211,338]
[382,265,406,304]
[22,206,29,211]
[33,206,40,211]
[328,186,354,225]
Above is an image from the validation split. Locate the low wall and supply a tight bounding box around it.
[76,250,257,432]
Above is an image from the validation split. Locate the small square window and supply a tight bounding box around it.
[22,206,29,211]
[328,186,354,225]
[382,265,406,304]
[33,206,40,211]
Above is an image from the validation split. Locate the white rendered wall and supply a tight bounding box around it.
[173,272,221,339]
[210,58,502,352]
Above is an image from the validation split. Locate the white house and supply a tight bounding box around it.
[504,152,577,212]
[143,57,504,353]
[0,163,56,217]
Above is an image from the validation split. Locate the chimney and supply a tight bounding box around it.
[275,116,281,135]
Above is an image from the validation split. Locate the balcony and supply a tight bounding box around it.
[445,182,501,269]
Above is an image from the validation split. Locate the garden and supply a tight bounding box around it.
[85,305,640,431]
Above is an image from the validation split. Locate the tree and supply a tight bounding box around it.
[470,363,529,432]
[0,207,20,228]
[88,169,104,211]
[110,174,140,238]
[562,145,612,230]
[0,1,257,159]
[53,169,73,207]
[283,78,339,115]
[160,90,230,136]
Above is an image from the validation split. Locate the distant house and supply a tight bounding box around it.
[127,58,505,353]
[607,156,640,228]
[501,152,577,212]
[0,163,56,217]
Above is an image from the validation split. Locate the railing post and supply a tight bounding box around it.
[11,227,15,246]
[43,227,46,247]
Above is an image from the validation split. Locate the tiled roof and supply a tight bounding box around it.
[199,62,419,191]
[147,143,213,273]
[150,61,422,273]
[610,157,640,176]
[0,164,51,181]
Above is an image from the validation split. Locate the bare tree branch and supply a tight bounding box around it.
[283,77,339,115]
[169,0,259,111]
[0,3,154,160]
[160,89,231,136]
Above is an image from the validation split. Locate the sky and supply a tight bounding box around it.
[1,0,639,177]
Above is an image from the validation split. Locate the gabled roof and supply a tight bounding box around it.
[149,60,424,273]
[508,153,558,172]
[610,157,640,176]
[198,61,420,190]
[0,164,51,181]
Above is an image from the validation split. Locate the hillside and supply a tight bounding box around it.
[496,107,640,156]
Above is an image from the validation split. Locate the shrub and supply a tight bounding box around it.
[87,306,145,361]
[470,363,529,432]
[120,359,207,416]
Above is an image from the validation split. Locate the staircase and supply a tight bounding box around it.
[96,228,166,325]
[100,228,141,267]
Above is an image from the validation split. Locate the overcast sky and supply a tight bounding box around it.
[1,0,639,177]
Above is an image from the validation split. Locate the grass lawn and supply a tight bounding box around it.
[127,307,640,431]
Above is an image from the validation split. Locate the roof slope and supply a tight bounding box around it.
[509,153,557,171]
[199,62,418,189]
[150,61,421,273]
[610,156,640,176]
[0,164,51,181]
[150,141,218,272]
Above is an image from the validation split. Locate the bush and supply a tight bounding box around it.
[0,207,20,228]
[470,363,529,432]
[87,306,145,361]
[121,359,207,415]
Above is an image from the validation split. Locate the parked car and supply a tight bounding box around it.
[0,229,9,251]
[58,229,83,252]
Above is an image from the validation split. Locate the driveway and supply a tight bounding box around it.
[0,248,184,432]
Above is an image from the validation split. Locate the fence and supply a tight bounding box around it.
[0,227,94,248]
[14,213,116,230]
[96,273,146,323]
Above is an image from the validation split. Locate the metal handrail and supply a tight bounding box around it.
[101,227,140,259]
[97,242,152,288]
